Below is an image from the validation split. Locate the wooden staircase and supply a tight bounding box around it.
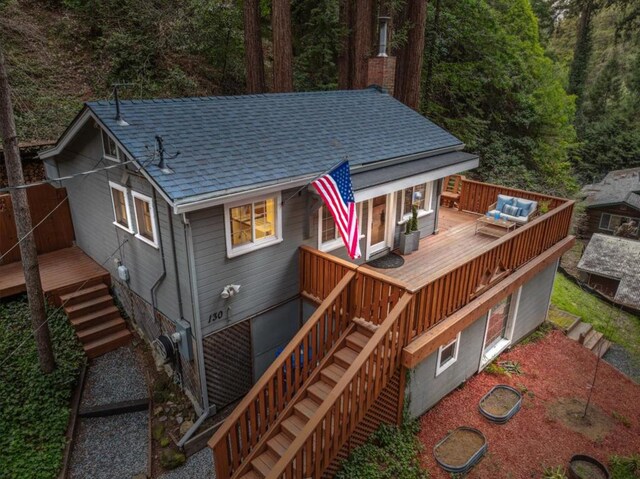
[210,266,413,479]
[567,320,611,357]
[58,283,132,358]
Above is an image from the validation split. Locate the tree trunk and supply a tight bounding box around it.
[394,0,428,110]
[0,49,55,374]
[422,0,441,112]
[272,0,294,92]
[353,0,374,89]
[338,0,355,89]
[568,0,593,107]
[243,0,266,93]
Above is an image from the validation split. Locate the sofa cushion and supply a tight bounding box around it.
[496,195,515,211]
[503,204,520,216]
[516,199,535,217]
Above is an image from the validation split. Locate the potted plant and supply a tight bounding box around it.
[399,220,413,255]
[410,205,421,251]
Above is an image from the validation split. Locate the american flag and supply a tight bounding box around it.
[312,161,361,259]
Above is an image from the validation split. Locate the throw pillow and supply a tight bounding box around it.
[503,204,520,216]
[516,199,534,216]
[496,195,515,211]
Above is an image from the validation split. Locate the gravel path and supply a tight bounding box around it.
[81,346,148,408]
[159,448,216,479]
[604,343,640,383]
[70,411,148,479]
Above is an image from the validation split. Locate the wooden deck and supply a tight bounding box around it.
[0,246,110,300]
[363,208,495,290]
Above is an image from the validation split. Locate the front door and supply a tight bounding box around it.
[368,195,389,258]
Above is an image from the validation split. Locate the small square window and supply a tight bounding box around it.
[101,130,122,162]
[109,181,132,232]
[436,332,461,376]
[317,202,364,252]
[401,182,433,221]
[225,194,282,257]
[132,191,159,248]
[599,213,611,231]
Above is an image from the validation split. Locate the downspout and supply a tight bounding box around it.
[167,208,184,320]
[150,189,167,318]
[176,212,213,447]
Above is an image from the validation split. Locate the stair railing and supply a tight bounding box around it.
[209,271,356,478]
[269,292,414,478]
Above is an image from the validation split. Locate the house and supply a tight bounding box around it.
[38,47,574,479]
[580,167,640,239]
[577,233,640,310]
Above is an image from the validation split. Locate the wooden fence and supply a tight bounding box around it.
[0,184,75,265]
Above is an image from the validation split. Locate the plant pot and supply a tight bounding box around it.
[568,455,610,479]
[411,230,421,251]
[434,427,487,474]
[478,385,522,424]
[399,233,413,256]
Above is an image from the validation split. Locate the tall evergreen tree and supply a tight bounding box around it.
[272,0,294,91]
[243,0,266,93]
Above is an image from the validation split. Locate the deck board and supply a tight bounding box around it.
[363,209,496,290]
[0,246,110,300]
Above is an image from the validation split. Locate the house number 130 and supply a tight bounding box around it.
[208,311,224,323]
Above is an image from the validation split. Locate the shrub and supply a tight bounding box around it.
[0,296,85,479]
[609,455,640,479]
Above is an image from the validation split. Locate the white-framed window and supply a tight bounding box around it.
[436,332,461,376]
[399,182,434,222]
[101,129,124,162]
[224,193,283,258]
[109,181,133,233]
[599,213,637,232]
[318,202,364,252]
[131,191,159,248]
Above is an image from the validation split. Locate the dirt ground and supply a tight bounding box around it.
[418,330,640,478]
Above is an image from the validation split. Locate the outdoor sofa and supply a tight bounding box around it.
[487,194,537,225]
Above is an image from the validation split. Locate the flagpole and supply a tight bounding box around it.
[281,157,347,205]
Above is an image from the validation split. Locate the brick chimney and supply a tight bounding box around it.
[367,17,396,95]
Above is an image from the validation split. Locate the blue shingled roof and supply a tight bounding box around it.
[87,88,464,203]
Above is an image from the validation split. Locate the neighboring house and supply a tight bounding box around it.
[577,233,640,310]
[40,44,575,478]
[581,167,640,239]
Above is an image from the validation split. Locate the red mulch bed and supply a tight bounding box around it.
[418,330,640,478]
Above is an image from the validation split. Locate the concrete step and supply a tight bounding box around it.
[59,283,109,307]
[83,329,132,359]
[70,305,121,331]
[65,295,114,319]
[321,363,346,386]
[583,329,604,351]
[76,317,127,344]
[567,321,592,342]
[594,338,612,358]
[307,380,332,403]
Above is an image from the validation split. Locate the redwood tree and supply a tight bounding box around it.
[272,0,294,92]
[338,0,355,89]
[352,0,374,89]
[243,0,266,93]
[394,0,428,110]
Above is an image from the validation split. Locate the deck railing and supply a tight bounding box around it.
[269,293,415,478]
[208,270,356,478]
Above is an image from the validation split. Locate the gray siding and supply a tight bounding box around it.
[53,122,193,327]
[407,260,559,418]
[511,260,558,341]
[407,313,488,417]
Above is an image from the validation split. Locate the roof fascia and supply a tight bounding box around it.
[39,108,92,159]
[586,201,640,212]
[174,145,468,215]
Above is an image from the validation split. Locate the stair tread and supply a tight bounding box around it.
[76,317,126,341]
[567,321,592,341]
[267,433,292,456]
[308,380,332,402]
[597,339,612,358]
[65,294,113,313]
[251,450,279,477]
[281,413,307,438]
[294,397,319,420]
[347,331,369,350]
[352,317,378,335]
[239,471,261,479]
[83,329,131,354]
[335,347,359,365]
[321,363,347,385]
[59,283,108,303]
[71,305,120,327]
[583,329,604,350]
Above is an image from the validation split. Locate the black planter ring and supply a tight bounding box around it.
[434,426,487,474]
[568,454,610,479]
[478,384,522,424]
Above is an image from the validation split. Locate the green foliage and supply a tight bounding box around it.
[336,418,428,479]
[160,448,186,469]
[611,410,631,428]
[520,322,553,345]
[0,296,85,479]
[609,455,640,479]
[410,205,419,232]
[543,466,568,479]
[551,273,640,364]
[423,0,577,196]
